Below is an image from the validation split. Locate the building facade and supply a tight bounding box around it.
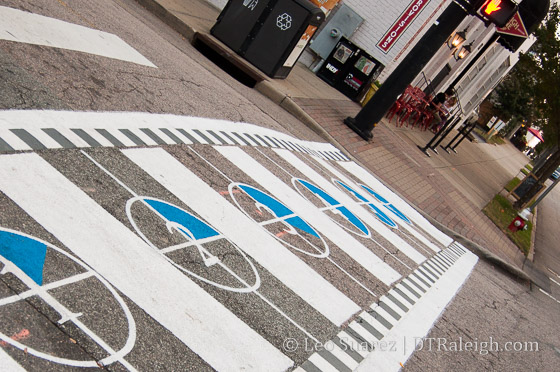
[410,14,536,126]
[206,0,548,126]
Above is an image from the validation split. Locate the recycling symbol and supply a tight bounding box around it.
[276,13,292,31]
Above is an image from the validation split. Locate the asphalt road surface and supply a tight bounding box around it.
[0,1,558,371]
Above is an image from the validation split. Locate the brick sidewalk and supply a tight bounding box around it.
[294,97,526,268]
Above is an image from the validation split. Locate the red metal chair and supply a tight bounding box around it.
[420,111,434,131]
[386,98,404,123]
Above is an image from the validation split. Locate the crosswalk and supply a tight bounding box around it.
[0,111,478,371]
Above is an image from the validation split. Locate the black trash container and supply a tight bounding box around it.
[211,0,324,78]
[317,36,383,101]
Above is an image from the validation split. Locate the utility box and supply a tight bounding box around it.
[211,0,324,78]
[309,4,363,60]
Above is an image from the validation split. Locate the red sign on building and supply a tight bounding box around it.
[377,0,430,54]
[497,12,528,38]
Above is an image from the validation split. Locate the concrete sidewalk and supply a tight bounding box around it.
[136,0,530,269]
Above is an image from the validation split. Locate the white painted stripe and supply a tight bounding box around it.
[186,130,211,144]
[447,246,461,257]
[235,132,258,146]
[26,128,63,149]
[440,250,457,263]
[338,161,453,247]
[153,129,177,145]
[429,258,446,273]
[128,128,159,146]
[210,131,236,145]
[359,310,390,334]
[229,133,249,146]
[379,296,407,318]
[249,135,269,147]
[449,247,464,258]
[217,146,401,285]
[0,129,32,150]
[356,251,478,371]
[440,250,456,262]
[82,129,115,147]
[0,153,292,372]
[428,259,446,274]
[348,322,378,344]
[450,243,465,254]
[388,289,413,308]
[106,129,137,147]
[539,288,560,304]
[369,305,396,325]
[404,276,429,293]
[325,341,360,370]
[122,147,359,326]
[435,253,453,266]
[417,265,438,281]
[0,6,155,68]
[392,215,441,253]
[395,283,420,301]
[167,128,194,145]
[423,262,442,278]
[431,255,450,269]
[307,353,340,372]
[415,268,437,285]
[187,129,213,144]
[275,150,426,264]
[55,127,91,148]
[292,367,306,372]
[405,276,429,295]
[337,331,369,358]
[0,349,26,371]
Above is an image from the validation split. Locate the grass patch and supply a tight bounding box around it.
[505,177,521,192]
[483,194,532,256]
[525,164,533,172]
[472,127,505,145]
[487,136,505,145]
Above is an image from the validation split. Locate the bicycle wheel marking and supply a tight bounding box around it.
[292,178,371,239]
[229,182,330,258]
[0,228,136,369]
[126,196,261,293]
[334,180,398,228]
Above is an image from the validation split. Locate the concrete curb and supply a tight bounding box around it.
[255,80,358,162]
[422,213,534,284]
[135,0,198,42]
